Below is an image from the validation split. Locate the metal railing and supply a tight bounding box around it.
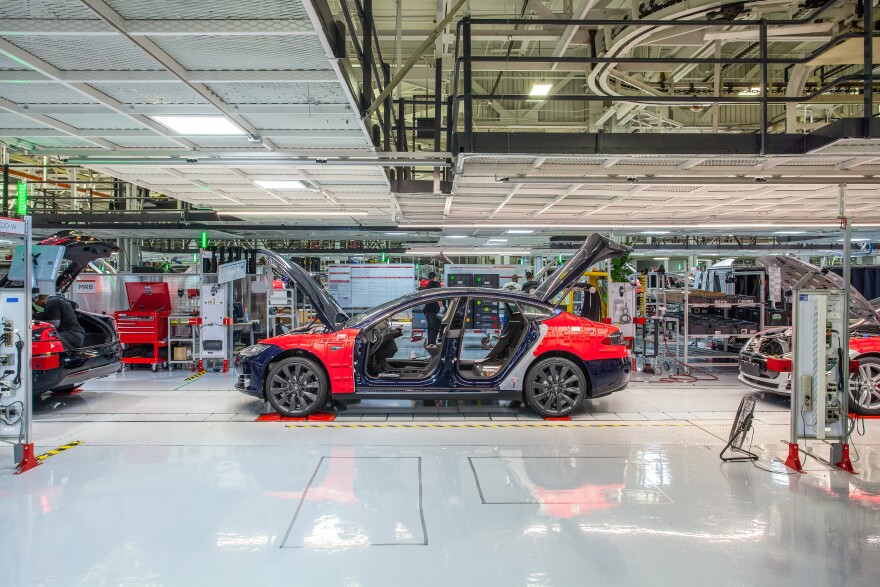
[448,3,876,155]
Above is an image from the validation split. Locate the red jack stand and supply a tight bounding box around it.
[14,443,40,475]
[834,443,856,474]
[222,359,229,373]
[784,442,803,472]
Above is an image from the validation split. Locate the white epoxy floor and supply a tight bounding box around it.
[2,369,879,586]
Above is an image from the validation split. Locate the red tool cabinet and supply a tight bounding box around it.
[115,282,172,371]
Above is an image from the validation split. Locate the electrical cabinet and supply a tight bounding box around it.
[793,289,846,441]
[200,283,229,361]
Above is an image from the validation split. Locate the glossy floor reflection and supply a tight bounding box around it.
[3,428,880,586]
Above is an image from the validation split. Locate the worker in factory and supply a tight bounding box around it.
[33,294,85,350]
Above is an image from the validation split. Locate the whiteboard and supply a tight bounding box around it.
[328,264,415,309]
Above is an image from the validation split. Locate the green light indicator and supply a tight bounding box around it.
[558,253,564,264]
[381,253,388,263]
[193,253,198,263]
[200,231,208,249]
[16,181,27,215]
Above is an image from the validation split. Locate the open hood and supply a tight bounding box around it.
[758,255,879,321]
[259,249,349,330]
[41,231,118,292]
[534,234,632,302]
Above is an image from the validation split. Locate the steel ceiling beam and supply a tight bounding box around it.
[500,176,880,185]
[77,0,273,149]
[0,19,316,36]
[0,129,366,140]
[0,70,340,83]
[0,37,197,150]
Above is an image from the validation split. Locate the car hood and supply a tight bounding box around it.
[258,249,349,331]
[758,255,879,321]
[534,234,632,302]
[40,231,118,292]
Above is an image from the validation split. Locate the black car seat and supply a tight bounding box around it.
[483,318,524,362]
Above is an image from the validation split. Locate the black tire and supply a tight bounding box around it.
[851,356,880,416]
[265,356,329,417]
[524,357,587,417]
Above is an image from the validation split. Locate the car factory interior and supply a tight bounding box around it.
[1,0,880,585]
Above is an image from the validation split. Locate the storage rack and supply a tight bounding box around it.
[167,314,199,371]
[669,272,765,367]
[267,285,297,337]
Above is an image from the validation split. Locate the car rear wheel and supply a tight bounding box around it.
[851,356,880,416]
[265,357,328,417]
[524,357,587,417]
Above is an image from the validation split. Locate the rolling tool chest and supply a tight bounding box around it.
[115,282,172,371]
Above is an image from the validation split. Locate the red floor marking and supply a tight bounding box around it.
[849,413,880,419]
[543,416,572,421]
[255,412,337,422]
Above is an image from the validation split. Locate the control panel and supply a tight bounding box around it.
[793,290,846,441]
[200,283,229,360]
[0,293,28,435]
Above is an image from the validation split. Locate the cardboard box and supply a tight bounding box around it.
[173,346,192,361]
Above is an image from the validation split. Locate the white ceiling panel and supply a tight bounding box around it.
[148,35,330,71]
[1,35,165,71]
[105,0,309,20]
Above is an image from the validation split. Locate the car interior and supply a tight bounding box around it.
[456,300,530,379]
[363,297,461,379]
[362,296,531,381]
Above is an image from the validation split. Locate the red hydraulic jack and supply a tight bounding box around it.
[784,442,803,473]
[14,443,40,475]
[835,443,856,474]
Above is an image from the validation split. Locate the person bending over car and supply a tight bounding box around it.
[33,294,85,349]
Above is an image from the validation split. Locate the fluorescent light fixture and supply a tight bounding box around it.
[738,87,761,96]
[253,180,306,190]
[217,210,368,217]
[837,237,871,242]
[384,232,409,235]
[486,238,508,242]
[506,229,535,234]
[152,116,245,135]
[653,257,670,260]
[445,235,469,239]
[530,82,552,96]
[642,230,671,235]
[775,230,804,235]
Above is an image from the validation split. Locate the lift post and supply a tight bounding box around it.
[0,216,35,473]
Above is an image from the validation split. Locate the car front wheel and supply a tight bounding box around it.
[851,356,880,416]
[265,357,328,417]
[524,357,587,417]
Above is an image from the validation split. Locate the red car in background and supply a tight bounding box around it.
[236,234,632,418]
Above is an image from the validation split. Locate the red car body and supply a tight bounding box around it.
[236,235,632,417]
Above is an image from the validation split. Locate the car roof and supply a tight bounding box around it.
[343,286,558,329]
[403,286,554,305]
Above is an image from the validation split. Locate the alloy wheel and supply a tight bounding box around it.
[530,361,583,415]
[269,362,320,414]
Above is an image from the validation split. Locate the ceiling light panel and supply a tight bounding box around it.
[253,180,307,190]
[152,116,244,135]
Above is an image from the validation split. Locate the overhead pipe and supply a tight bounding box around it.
[455,73,871,105]
[499,176,880,185]
[865,0,874,138]
[5,168,112,198]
